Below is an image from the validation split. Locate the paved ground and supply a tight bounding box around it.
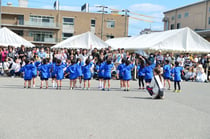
[0,77,210,139]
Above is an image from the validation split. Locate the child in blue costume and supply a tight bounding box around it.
[117,58,126,89]
[37,58,51,89]
[102,58,114,91]
[55,59,66,90]
[51,58,57,88]
[30,58,38,88]
[95,58,105,89]
[142,56,156,85]
[171,61,184,93]
[76,58,83,88]
[122,59,135,91]
[82,58,93,90]
[19,59,34,88]
[163,60,171,90]
[137,58,145,89]
[65,59,78,90]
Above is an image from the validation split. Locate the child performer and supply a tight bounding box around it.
[37,58,51,89]
[82,58,93,90]
[102,58,114,91]
[65,59,78,90]
[117,58,126,89]
[96,58,105,89]
[146,67,164,99]
[76,58,83,88]
[163,60,171,90]
[142,56,156,86]
[30,58,38,88]
[51,58,57,88]
[55,59,66,90]
[19,59,34,88]
[137,59,145,89]
[171,61,184,93]
[122,59,135,91]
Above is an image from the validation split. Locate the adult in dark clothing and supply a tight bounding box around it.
[18,45,27,60]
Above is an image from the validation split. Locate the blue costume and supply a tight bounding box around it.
[31,63,38,78]
[82,62,93,80]
[77,61,84,77]
[55,64,66,80]
[137,65,145,77]
[20,64,34,80]
[144,63,156,82]
[123,64,135,81]
[96,62,105,79]
[117,63,125,80]
[50,62,57,78]
[37,64,51,80]
[163,64,171,79]
[66,64,78,80]
[103,62,114,80]
[171,66,183,82]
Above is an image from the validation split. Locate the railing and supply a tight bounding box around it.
[24,21,60,28]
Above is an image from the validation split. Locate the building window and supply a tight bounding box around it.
[91,19,96,27]
[18,15,24,25]
[30,15,54,24]
[208,17,210,24]
[177,14,182,19]
[107,20,115,28]
[106,35,114,40]
[171,16,175,21]
[62,33,73,40]
[170,24,175,29]
[184,12,189,18]
[177,23,181,29]
[29,31,53,42]
[63,18,74,25]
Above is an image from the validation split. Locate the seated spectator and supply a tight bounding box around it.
[9,58,21,77]
[184,67,196,81]
[196,64,207,82]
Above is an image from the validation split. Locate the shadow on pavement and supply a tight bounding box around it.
[123,96,152,100]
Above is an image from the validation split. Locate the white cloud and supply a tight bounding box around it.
[129,3,166,12]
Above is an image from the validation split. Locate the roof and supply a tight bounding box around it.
[164,0,208,14]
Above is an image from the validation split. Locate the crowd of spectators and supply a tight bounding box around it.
[0,45,209,83]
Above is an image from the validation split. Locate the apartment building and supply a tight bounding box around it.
[1,5,128,47]
[163,0,210,41]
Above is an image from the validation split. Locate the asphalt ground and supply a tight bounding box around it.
[0,77,210,139]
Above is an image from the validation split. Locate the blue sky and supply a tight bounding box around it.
[2,0,201,36]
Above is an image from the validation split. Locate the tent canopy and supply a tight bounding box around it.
[106,27,210,53]
[52,32,108,49]
[0,27,35,48]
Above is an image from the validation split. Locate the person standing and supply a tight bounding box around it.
[171,61,184,93]
[163,60,171,90]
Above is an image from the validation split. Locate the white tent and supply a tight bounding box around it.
[52,32,108,49]
[106,27,210,53]
[0,27,35,48]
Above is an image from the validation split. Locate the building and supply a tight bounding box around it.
[163,0,210,41]
[1,5,128,47]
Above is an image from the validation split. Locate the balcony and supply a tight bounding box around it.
[2,20,60,30]
[25,21,60,29]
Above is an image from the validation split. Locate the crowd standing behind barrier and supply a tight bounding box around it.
[0,45,210,93]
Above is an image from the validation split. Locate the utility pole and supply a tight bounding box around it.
[122,9,129,37]
[96,5,108,39]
